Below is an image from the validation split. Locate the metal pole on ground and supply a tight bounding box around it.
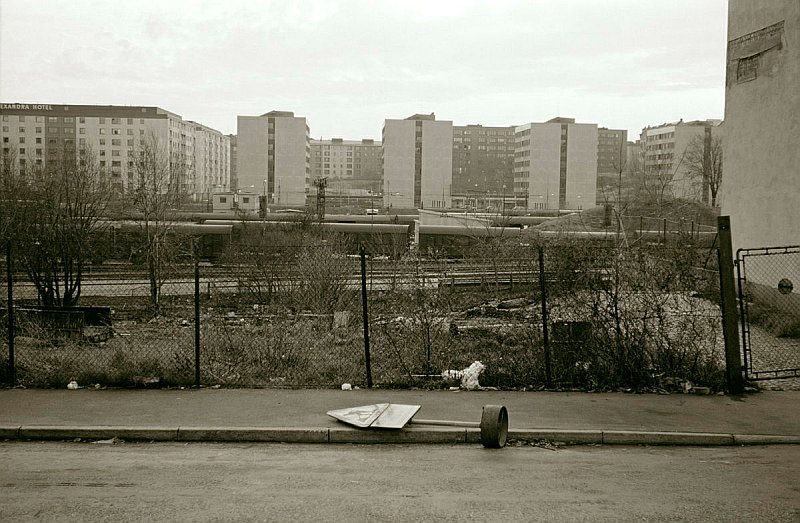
[717,216,744,394]
[360,244,373,388]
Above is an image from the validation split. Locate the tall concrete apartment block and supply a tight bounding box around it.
[639,119,722,202]
[0,103,229,198]
[722,0,798,251]
[382,113,453,210]
[227,134,237,193]
[236,110,310,206]
[310,138,382,195]
[452,124,515,198]
[513,117,598,211]
[596,127,628,203]
[192,123,230,201]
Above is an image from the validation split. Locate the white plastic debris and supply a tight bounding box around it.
[67,380,79,390]
[442,361,486,390]
[460,361,485,390]
[341,383,352,391]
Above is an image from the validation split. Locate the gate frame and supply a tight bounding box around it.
[736,245,800,381]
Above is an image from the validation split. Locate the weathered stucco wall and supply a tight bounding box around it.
[722,0,800,251]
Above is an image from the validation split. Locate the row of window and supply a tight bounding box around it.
[645,142,675,151]
[454,129,514,136]
[0,115,148,125]
[646,132,675,141]
[3,125,146,136]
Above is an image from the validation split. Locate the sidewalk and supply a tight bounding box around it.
[1,388,799,445]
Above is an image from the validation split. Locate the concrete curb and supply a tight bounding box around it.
[2,425,799,446]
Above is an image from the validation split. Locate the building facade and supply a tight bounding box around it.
[639,119,722,202]
[451,124,515,209]
[722,0,799,251]
[596,127,628,204]
[382,113,453,210]
[310,138,382,201]
[228,134,238,193]
[192,123,230,204]
[0,103,229,199]
[513,117,598,211]
[236,110,310,207]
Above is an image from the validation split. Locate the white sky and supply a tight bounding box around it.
[0,0,728,140]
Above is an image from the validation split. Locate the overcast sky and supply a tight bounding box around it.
[0,0,727,140]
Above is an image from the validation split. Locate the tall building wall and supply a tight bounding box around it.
[235,111,309,206]
[451,124,515,197]
[722,0,799,251]
[596,127,628,204]
[420,119,453,209]
[382,114,453,210]
[235,116,269,196]
[274,116,310,206]
[515,119,597,210]
[192,123,230,200]
[382,119,416,209]
[565,123,599,210]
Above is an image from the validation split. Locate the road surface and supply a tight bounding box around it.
[1,442,798,521]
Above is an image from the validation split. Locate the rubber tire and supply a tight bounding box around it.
[480,405,508,448]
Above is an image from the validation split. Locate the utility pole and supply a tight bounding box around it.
[313,177,327,223]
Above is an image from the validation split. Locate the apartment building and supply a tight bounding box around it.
[639,119,722,202]
[310,138,382,199]
[192,123,230,202]
[0,103,229,198]
[236,110,310,207]
[513,117,598,211]
[228,134,238,193]
[452,124,515,208]
[722,0,798,251]
[382,113,453,210]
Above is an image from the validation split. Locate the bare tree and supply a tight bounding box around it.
[0,150,24,247]
[3,148,109,307]
[131,132,188,313]
[683,134,723,208]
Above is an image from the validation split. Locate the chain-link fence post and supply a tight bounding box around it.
[194,260,201,388]
[538,245,551,387]
[360,244,373,388]
[717,216,744,394]
[5,241,15,385]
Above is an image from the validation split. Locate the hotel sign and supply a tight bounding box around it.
[1,103,54,110]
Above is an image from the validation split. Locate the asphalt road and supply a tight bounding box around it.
[1,442,798,522]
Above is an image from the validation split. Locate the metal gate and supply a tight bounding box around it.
[737,246,800,380]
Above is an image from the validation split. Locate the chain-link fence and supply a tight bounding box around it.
[737,246,800,380]
[1,231,725,391]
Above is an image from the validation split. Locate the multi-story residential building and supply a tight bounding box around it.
[597,127,628,177]
[452,124,515,208]
[639,119,722,202]
[236,110,310,207]
[596,127,628,203]
[192,123,229,203]
[310,138,382,200]
[722,0,798,251]
[0,103,229,198]
[513,117,598,211]
[228,134,237,193]
[382,113,453,210]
